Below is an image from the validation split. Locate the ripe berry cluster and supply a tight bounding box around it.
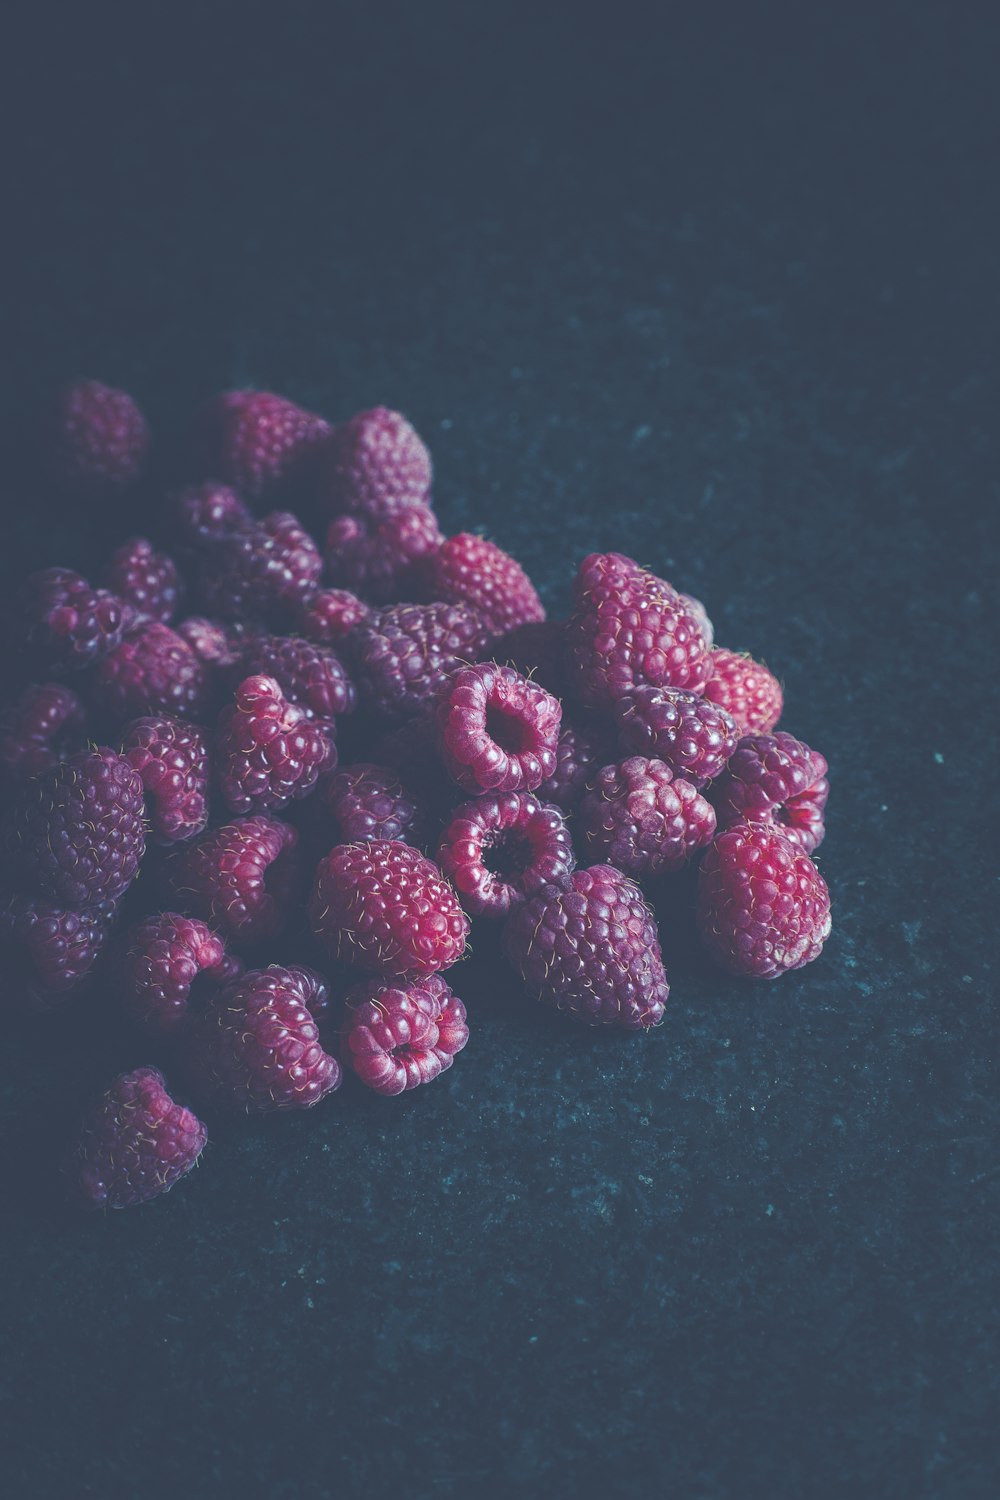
[4,379,831,1212]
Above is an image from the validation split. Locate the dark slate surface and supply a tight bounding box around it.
[2,7,997,1498]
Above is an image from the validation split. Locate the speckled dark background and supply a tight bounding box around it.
[2,5,998,1498]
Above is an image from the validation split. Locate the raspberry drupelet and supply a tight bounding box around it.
[577,756,716,877]
[104,537,181,625]
[435,662,562,795]
[703,648,783,735]
[215,674,335,816]
[437,792,575,919]
[342,973,468,1096]
[165,814,302,944]
[418,532,545,643]
[66,1068,207,1210]
[710,731,829,854]
[122,715,210,844]
[118,911,230,1036]
[614,685,739,787]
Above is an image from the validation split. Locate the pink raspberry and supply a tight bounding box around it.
[566,551,712,709]
[118,912,229,1036]
[91,621,210,724]
[0,683,86,782]
[198,389,331,498]
[577,756,716,876]
[538,716,618,813]
[418,532,545,642]
[320,762,426,846]
[504,864,669,1030]
[309,839,469,977]
[104,537,181,625]
[697,822,831,978]
[342,974,468,1096]
[703,648,783,735]
[0,894,117,1008]
[121,715,210,844]
[165,814,301,943]
[175,616,245,670]
[55,379,149,489]
[710,731,829,854]
[235,634,356,720]
[492,619,568,696]
[314,406,432,518]
[435,662,562,794]
[65,1067,206,1210]
[354,602,488,722]
[325,504,443,603]
[215,674,335,816]
[614,685,738,787]
[22,567,128,670]
[438,792,575,919]
[185,965,340,1114]
[12,746,145,906]
[297,587,371,646]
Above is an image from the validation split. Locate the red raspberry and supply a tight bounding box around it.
[0,894,117,1007]
[91,621,210,724]
[118,912,229,1036]
[309,839,469,977]
[297,588,371,646]
[235,634,356,720]
[0,683,86,782]
[315,406,432,518]
[165,814,301,943]
[12,746,145,906]
[215,674,335,816]
[55,379,149,489]
[577,756,716,876]
[202,511,324,625]
[354,603,488,722]
[538,716,618,813]
[320,762,426,846]
[175,616,245,669]
[566,551,711,709]
[614,685,738,787]
[435,663,562,795]
[703,648,783,735]
[121,715,210,844]
[492,619,568,696]
[710,731,829,854]
[438,792,575,919]
[342,973,468,1096]
[418,532,545,642]
[21,567,128,670]
[186,965,340,1114]
[173,482,252,546]
[697,822,831,978]
[104,537,181,625]
[504,865,669,1030]
[325,504,443,603]
[679,591,714,646]
[198,389,331,498]
[65,1067,206,1210]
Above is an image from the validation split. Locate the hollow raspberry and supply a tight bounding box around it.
[21,567,128,671]
[235,635,356,720]
[710,731,829,854]
[55,379,149,489]
[354,602,488,722]
[91,621,210,724]
[419,532,545,642]
[325,505,443,603]
[118,912,229,1036]
[538,715,618,814]
[298,587,371,646]
[321,762,426,846]
[165,814,301,943]
[215,674,335,816]
[314,406,432,518]
[0,894,117,1008]
[435,662,561,794]
[66,1068,206,1210]
[504,865,668,1030]
[577,756,716,877]
[703,648,783,735]
[697,822,831,978]
[121,715,210,844]
[342,973,468,1096]
[104,537,181,625]
[309,839,468,977]
[198,389,331,498]
[614,685,738,787]
[0,683,86,782]
[438,792,575,919]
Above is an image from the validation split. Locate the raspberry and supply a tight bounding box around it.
[91,621,210,724]
[710,731,829,854]
[65,1068,206,1210]
[309,839,468,977]
[298,588,371,646]
[315,406,432,518]
[325,504,443,603]
[491,619,567,696]
[173,482,252,546]
[438,792,575,919]
[342,973,468,1096]
[21,567,128,671]
[235,635,356,720]
[199,389,331,498]
[354,603,488,722]
[679,592,714,646]
[118,912,228,1036]
[121,715,210,844]
[0,894,117,1007]
[538,716,618,813]
[435,663,562,795]
[504,865,668,1030]
[12,746,145,906]
[175,616,245,669]
[215,674,335,816]
[566,551,711,709]
[703,648,783,735]
[186,965,340,1114]
[165,814,301,943]
[0,683,86,782]
[283,964,331,1019]
[321,762,426,846]
[577,756,716,876]
[697,822,831,978]
[202,511,324,625]
[614,685,738,787]
[104,537,180,625]
[418,532,545,642]
[55,379,149,489]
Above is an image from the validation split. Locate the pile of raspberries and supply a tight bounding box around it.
[2,379,831,1212]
